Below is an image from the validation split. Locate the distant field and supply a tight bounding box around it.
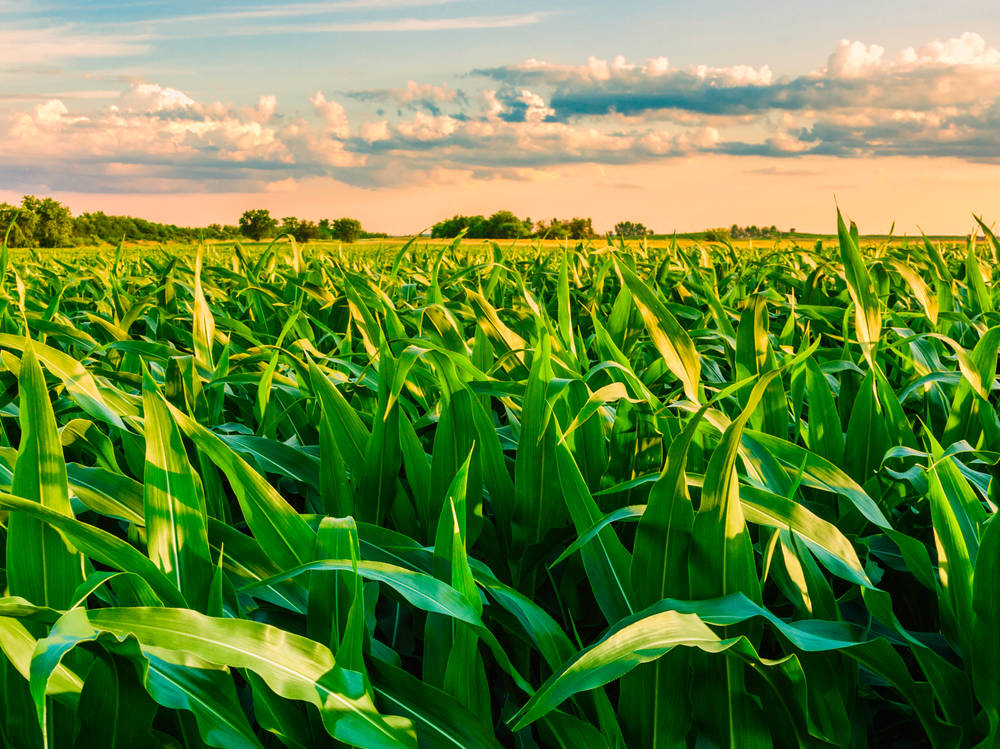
[28,231,976,259]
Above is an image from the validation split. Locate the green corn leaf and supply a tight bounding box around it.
[192,250,216,372]
[690,372,780,603]
[837,209,881,367]
[972,517,1000,741]
[164,399,315,570]
[0,492,185,607]
[615,258,701,401]
[7,344,84,610]
[32,607,416,749]
[142,369,213,611]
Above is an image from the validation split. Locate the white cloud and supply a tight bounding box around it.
[345,80,465,115]
[309,91,350,137]
[827,40,886,78]
[254,95,278,123]
[899,32,1000,67]
[5,31,1000,194]
[828,32,1000,77]
[266,13,547,33]
[150,13,549,39]
[118,82,195,112]
[396,80,459,105]
[121,0,466,26]
[395,112,459,140]
[360,120,391,142]
[0,26,148,67]
[477,54,773,89]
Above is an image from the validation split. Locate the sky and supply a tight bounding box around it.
[3,0,1000,234]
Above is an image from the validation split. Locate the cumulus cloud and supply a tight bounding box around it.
[486,88,555,123]
[346,80,466,115]
[474,33,1000,119]
[459,33,1000,164]
[2,84,313,193]
[253,95,278,123]
[4,32,1000,193]
[309,91,350,137]
[117,83,196,113]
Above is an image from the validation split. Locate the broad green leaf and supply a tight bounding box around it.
[142,370,213,611]
[837,209,881,367]
[616,259,701,401]
[33,607,416,748]
[164,400,315,570]
[7,344,84,610]
[0,492,186,607]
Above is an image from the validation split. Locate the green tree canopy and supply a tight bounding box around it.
[330,218,363,243]
[239,209,278,241]
[614,220,651,239]
[280,217,321,243]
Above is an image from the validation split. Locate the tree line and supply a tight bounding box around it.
[0,196,238,248]
[430,211,652,240]
[236,210,385,243]
[0,196,379,248]
[1,195,658,248]
[703,224,788,242]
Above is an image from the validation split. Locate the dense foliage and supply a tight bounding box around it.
[0,198,378,248]
[430,212,609,240]
[729,223,782,239]
[0,196,239,247]
[613,220,652,239]
[242,211,377,243]
[430,211,535,239]
[703,225,786,242]
[239,209,279,241]
[0,215,996,747]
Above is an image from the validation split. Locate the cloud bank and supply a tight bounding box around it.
[4,32,1000,193]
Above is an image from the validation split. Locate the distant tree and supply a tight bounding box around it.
[533,216,595,240]
[431,214,482,238]
[534,218,567,239]
[431,211,532,239]
[566,217,596,240]
[704,227,732,242]
[239,209,278,240]
[22,195,73,248]
[281,216,300,237]
[281,217,319,243]
[331,218,362,243]
[721,224,784,240]
[614,220,650,239]
[4,196,244,246]
[204,223,238,240]
[0,202,37,248]
[485,210,530,239]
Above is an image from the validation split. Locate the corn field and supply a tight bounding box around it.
[0,210,996,748]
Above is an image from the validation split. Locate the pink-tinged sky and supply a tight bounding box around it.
[4,1,1000,234]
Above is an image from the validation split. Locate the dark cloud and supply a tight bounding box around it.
[476,66,1000,120]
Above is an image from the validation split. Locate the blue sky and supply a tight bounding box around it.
[3,0,1000,232]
